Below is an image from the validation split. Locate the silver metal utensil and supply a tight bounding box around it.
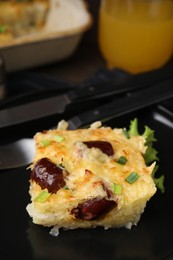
[0,138,35,170]
[1,77,173,170]
[1,65,173,128]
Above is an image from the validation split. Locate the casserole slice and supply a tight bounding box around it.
[26,120,157,235]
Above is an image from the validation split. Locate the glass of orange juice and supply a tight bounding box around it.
[98,0,173,74]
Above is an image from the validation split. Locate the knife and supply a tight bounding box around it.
[67,77,173,129]
[0,66,173,128]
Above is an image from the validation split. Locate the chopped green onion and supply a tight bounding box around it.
[34,190,50,202]
[39,139,50,147]
[117,156,127,165]
[16,0,32,2]
[112,183,122,195]
[58,163,64,169]
[64,186,69,190]
[123,128,130,139]
[126,172,139,184]
[0,25,5,33]
[54,135,64,143]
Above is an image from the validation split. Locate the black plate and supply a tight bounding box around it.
[0,101,173,260]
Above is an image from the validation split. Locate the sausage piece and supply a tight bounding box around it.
[83,141,114,156]
[71,197,116,220]
[31,157,66,193]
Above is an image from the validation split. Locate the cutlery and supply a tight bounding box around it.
[2,61,173,109]
[1,77,173,170]
[68,77,173,129]
[0,138,35,170]
[1,64,173,128]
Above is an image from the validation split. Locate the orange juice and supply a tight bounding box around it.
[98,0,173,73]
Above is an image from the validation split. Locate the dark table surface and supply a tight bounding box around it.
[21,39,105,85]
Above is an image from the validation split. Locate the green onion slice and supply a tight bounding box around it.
[113,183,122,195]
[54,135,64,143]
[0,25,5,33]
[64,186,69,190]
[34,190,50,202]
[126,172,139,184]
[117,156,127,165]
[39,139,50,147]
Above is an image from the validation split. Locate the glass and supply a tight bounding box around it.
[98,0,173,74]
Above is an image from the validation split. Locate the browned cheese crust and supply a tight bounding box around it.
[26,121,156,232]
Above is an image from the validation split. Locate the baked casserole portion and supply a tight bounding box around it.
[26,119,159,234]
[0,0,49,41]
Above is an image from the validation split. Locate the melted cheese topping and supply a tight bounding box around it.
[26,121,157,230]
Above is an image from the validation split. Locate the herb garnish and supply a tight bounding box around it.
[117,156,127,165]
[39,139,50,147]
[113,183,122,195]
[34,190,50,203]
[126,172,139,184]
[128,118,164,193]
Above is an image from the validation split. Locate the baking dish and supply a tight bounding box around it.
[0,0,92,72]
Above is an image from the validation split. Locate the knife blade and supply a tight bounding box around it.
[1,66,173,128]
[68,78,173,129]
